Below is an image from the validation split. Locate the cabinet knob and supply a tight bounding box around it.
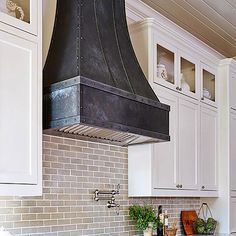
[202,186,205,190]
[179,184,183,188]
[201,97,204,100]
[176,184,180,188]
[176,87,179,91]
[179,88,182,91]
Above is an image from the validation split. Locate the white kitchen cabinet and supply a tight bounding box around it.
[0,30,38,185]
[200,105,218,191]
[200,62,218,108]
[178,97,199,190]
[230,110,236,192]
[128,18,220,197]
[230,73,236,110]
[152,87,178,190]
[129,18,220,102]
[179,50,199,100]
[0,1,42,196]
[206,59,236,234]
[231,198,236,233]
[154,34,199,100]
[128,86,180,196]
[128,85,219,197]
[154,86,199,192]
[0,0,38,35]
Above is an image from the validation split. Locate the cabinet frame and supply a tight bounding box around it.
[154,34,178,92]
[178,49,200,100]
[0,0,38,35]
[0,0,42,196]
[0,30,39,185]
[200,62,218,107]
[154,36,200,100]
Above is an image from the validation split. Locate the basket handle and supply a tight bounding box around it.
[198,203,213,221]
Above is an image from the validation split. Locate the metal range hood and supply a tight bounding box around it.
[43,0,170,146]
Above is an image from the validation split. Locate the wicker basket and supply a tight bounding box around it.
[194,203,217,235]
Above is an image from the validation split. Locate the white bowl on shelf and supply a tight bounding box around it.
[203,88,212,99]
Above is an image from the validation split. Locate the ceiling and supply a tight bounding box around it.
[141,0,236,58]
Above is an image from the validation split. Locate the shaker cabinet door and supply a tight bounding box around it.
[230,110,236,192]
[200,106,218,191]
[231,198,236,233]
[230,73,236,110]
[0,30,38,185]
[152,87,178,190]
[178,97,199,190]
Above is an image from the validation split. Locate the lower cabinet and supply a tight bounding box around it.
[128,84,218,197]
[0,30,41,195]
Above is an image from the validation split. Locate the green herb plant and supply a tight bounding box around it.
[129,205,158,231]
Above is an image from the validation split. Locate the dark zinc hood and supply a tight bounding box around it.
[43,0,170,146]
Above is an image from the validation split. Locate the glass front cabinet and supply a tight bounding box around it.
[0,0,38,35]
[155,40,200,100]
[129,19,218,108]
[201,63,217,107]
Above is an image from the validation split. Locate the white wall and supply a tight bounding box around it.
[42,0,56,66]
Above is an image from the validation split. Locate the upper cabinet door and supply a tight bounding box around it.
[200,106,218,191]
[178,97,199,190]
[200,63,218,107]
[179,51,199,100]
[154,37,178,91]
[154,37,199,100]
[152,86,178,190]
[0,30,38,184]
[230,110,236,192]
[0,0,38,35]
[230,73,236,110]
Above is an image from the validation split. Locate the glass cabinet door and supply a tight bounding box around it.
[201,63,217,107]
[179,52,198,99]
[0,0,38,35]
[155,42,177,90]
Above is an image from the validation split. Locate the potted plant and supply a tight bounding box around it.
[129,204,158,236]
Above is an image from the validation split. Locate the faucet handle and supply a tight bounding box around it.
[117,184,120,193]
[116,204,120,215]
[112,184,120,195]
